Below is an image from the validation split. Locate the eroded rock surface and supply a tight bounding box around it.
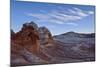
[38,27,53,47]
[11,21,95,66]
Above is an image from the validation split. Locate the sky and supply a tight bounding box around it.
[11,0,95,35]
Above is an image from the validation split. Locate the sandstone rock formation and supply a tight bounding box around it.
[11,21,42,66]
[11,21,40,54]
[38,27,53,47]
[11,21,95,66]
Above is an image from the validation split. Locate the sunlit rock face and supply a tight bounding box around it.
[11,21,40,54]
[11,21,43,66]
[38,27,53,46]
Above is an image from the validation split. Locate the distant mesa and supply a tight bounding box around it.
[59,31,95,38]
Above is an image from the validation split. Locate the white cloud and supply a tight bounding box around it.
[27,13,51,19]
[49,20,64,24]
[48,12,82,21]
[26,7,94,26]
[73,7,88,17]
[66,22,78,26]
[74,7,83,12]
[68,9,77,14]
[88,11,94,14]
[77,11,88,17]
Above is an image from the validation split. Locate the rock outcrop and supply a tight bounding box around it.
[11,29,15,35]
[11,21,40,54]
[38,27,53,47]
[11,21,44,66]
[11,21,95,66]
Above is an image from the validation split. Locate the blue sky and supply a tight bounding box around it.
[11,0,95,35]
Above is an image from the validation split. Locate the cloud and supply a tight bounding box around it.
[26,7,94,26]
[66,22,78,26]
[70,7,88,17]
[27,13,50,19]
[88,11,94,14]
[49,20,65,24]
